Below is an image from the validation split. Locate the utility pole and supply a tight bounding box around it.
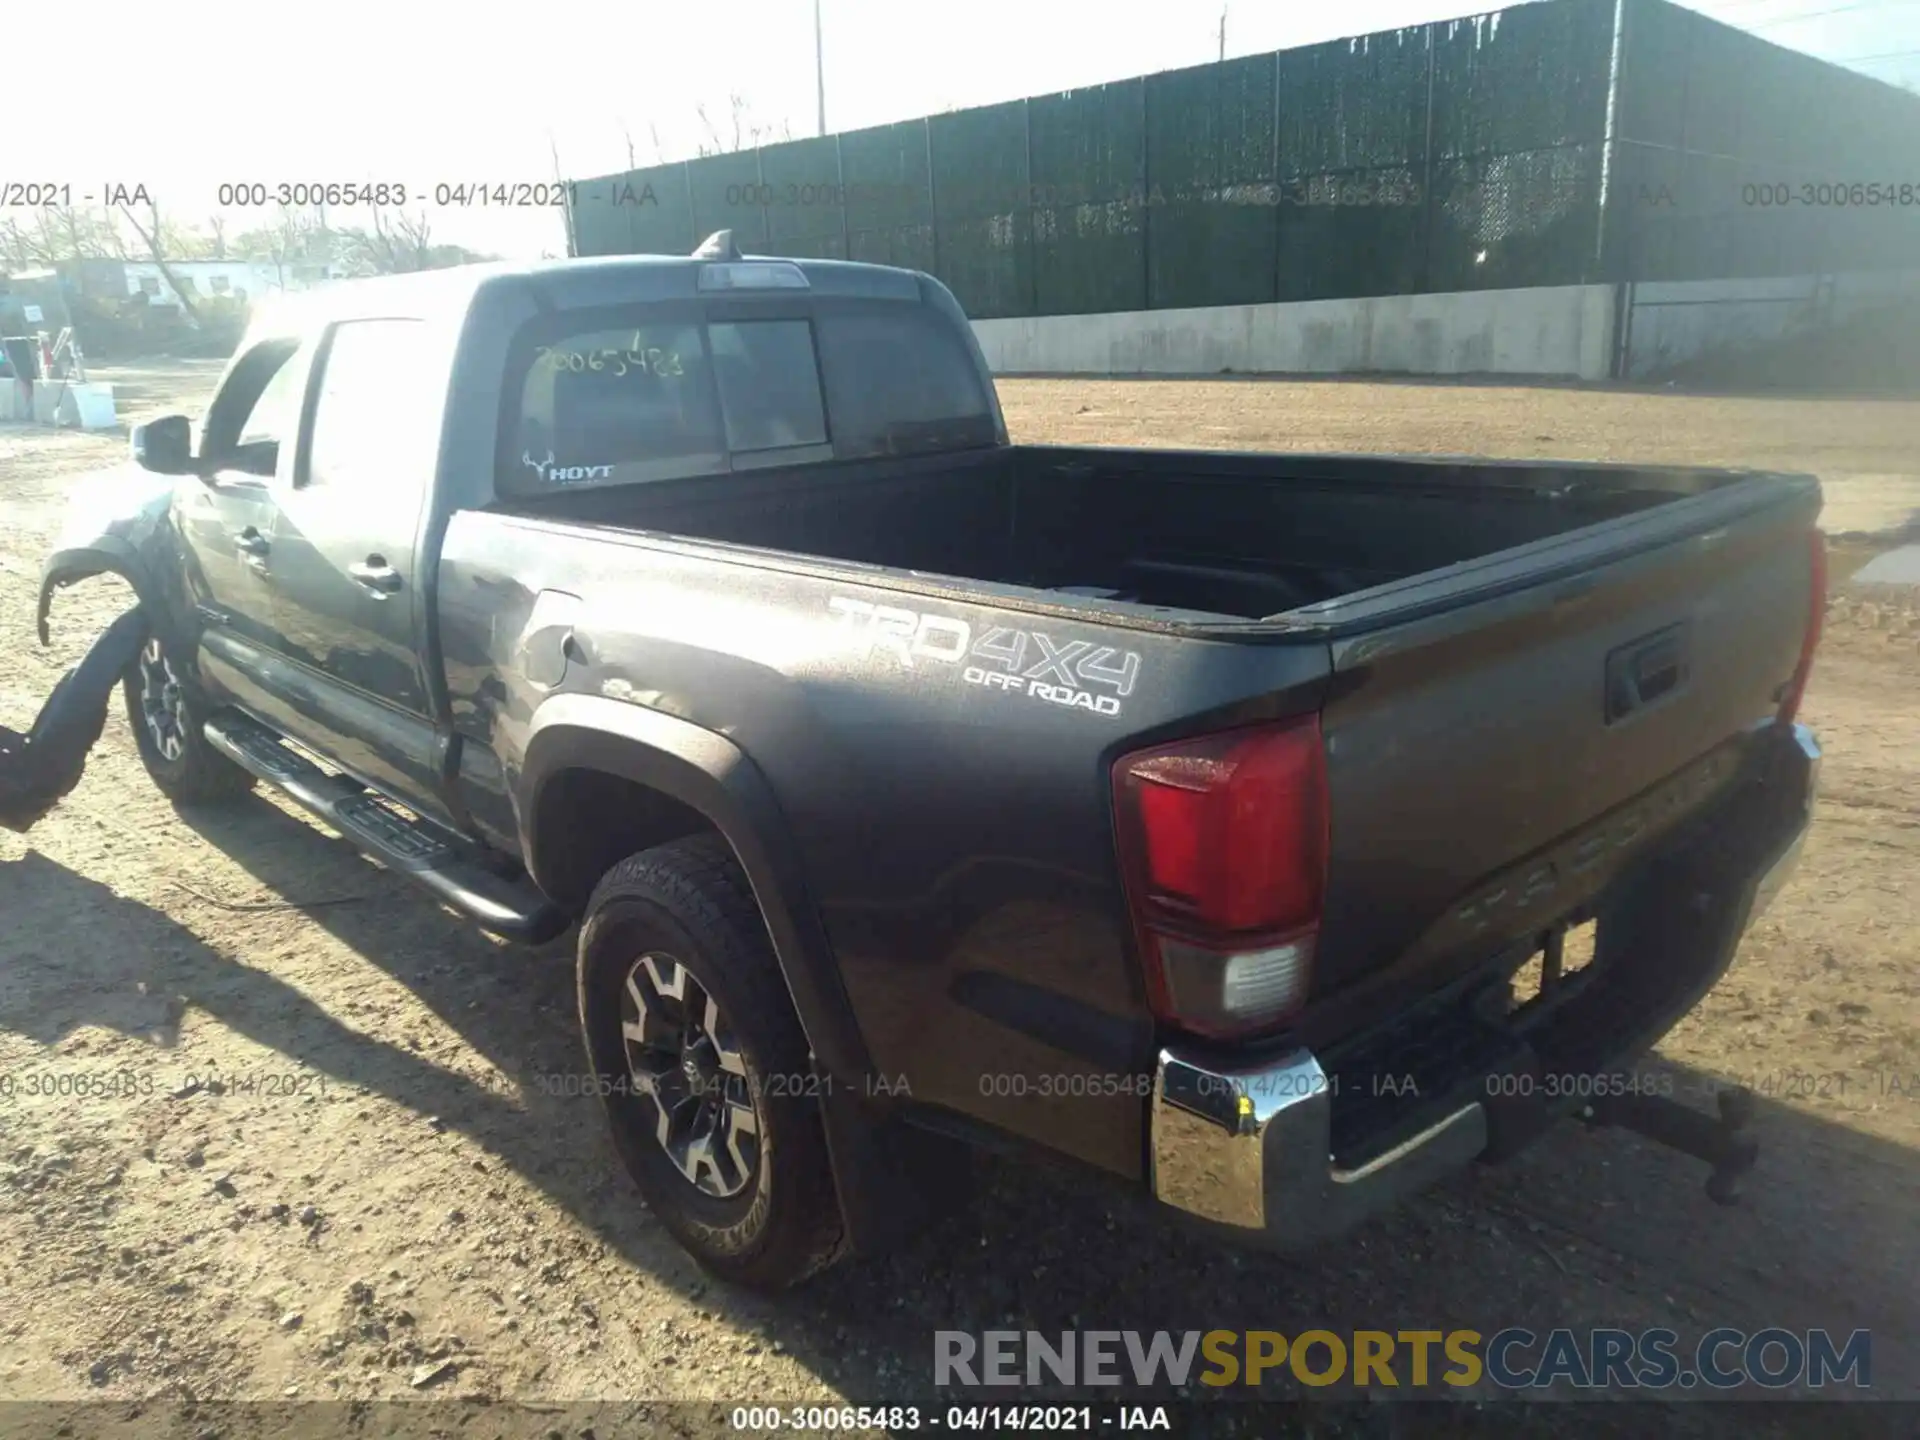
[815,0,827,136]
[1218,6,1227,62]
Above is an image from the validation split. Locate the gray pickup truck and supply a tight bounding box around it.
[37,235,1824,1291]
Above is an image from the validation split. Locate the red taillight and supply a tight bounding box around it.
[1112,716,1328,1038]
[1776,530,1827,727]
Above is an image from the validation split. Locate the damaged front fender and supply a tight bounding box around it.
[1,606,151,832]
[37,467,186,647]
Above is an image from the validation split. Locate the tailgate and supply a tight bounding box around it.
[1306,473,1821,1010]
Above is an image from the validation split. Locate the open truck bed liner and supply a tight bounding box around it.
[499,440,1812,633]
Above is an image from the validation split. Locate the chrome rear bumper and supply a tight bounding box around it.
[1747,724,1820,925]
[1147,722,1822,1251]
[1150,1048,1486,1246]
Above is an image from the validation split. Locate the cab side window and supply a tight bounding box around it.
[303,319,435,493]
[238,354,308,448]
[202,340,310,478]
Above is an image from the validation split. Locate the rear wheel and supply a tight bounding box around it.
[122,635,254,805]
[577,835,845,1290]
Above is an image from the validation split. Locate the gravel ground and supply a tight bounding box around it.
[0,364,1916,1439]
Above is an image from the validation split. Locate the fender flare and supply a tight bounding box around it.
[519,692,873,1088]
[37,540,176,650]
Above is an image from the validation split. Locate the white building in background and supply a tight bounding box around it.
[121,258,347,308]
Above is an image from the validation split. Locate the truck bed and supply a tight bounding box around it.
[472,445,1820,1075]
[497,443,1741,623]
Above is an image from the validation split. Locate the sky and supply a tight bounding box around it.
[9,0,1918,261]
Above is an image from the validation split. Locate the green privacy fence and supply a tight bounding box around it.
[569,0,1920,319]
[1605,0,1920,283]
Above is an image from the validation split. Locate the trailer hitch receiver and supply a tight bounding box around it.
[1585,1084,1758,1205]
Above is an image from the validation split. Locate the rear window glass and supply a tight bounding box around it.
[710,320,828,453]
[511,322,724,489]
[501,300,996,494]
[816,308,996,457]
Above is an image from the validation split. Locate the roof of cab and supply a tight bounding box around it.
[245,250,930,343]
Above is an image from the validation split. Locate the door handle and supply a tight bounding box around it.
[349,558,403,595]
[235,528,270,557]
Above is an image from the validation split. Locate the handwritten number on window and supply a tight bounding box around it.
[536,336,682,378]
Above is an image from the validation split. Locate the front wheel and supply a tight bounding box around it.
[122,635,254,805]
[577,834,845,1291]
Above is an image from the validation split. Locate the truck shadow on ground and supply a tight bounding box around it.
[2,807,1914,1430]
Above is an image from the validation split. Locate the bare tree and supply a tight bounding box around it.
[390,210,435,270]
[694,94,795,156]
[2,204,232,275]
[326,200,495,276]
[3,216,52,268]
[56,207,103,261]
[3,205,120,267]
[338,206,435,275]
[0,217,43,270]
[117,198,203,325]
[227,204,334,290]
[278,203,331,269]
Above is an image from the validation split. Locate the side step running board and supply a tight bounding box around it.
[204,712,567,945]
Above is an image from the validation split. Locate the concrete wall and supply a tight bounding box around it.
[970,284,1618,381]
[1620,269,1920,380]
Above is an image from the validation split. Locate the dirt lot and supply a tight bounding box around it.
[1,364,1916,1436]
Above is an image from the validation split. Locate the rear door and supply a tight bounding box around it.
[249,316,451,818]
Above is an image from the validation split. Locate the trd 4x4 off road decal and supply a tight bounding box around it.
[828,597,1141,718]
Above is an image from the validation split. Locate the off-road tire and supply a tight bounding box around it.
[577,834,845,1290]
[122,634,255,806]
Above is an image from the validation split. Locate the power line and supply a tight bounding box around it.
[1754,0,1919,25]
[1700,0,1840,13]
[1835,45,1920,61]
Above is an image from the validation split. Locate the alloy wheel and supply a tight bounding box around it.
[619,953,762,1199]
[136,638,188,763]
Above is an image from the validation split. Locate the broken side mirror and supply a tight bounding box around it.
[130,415,198,476]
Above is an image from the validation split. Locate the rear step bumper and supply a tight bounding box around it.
[204,712,568,945]
[1147,722,1820,1251]
[1151,1047,1487,1246]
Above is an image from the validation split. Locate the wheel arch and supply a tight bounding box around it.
[519,692,872,1088]
[38,541,164,645]
[36,471,192,651]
